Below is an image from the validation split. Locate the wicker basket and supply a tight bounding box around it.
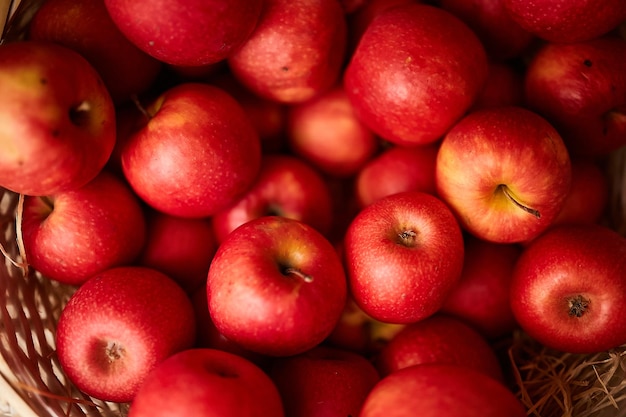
[0,1,625,416]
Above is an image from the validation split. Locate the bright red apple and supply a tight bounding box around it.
[440,235,521,340]
[523,36,626,157]
[28,0,162,104]
[510,223,626,354]
[0,40,115,196]
[120,83,262,218]
[55,266,197,403]
[374,314,504,381]
[21,171,146,286]
[502,0,626,43]
[344,3,489,146]
[435,106,572,243]
[228,0,347,103]
[127,348,285,417]
[359,363,527,417]
[268,345,380,417]
[343,191,465,324]
[207,216,348,357]
[211,154,334,243]
[354,143,438,208]
[104,0,263,66]
[286,83,379,177]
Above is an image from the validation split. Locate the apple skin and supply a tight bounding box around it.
[137,209,218,294]
[435,106,572,243]
[354,143,438,208]
[343,3,489,146]
[343,191,465,324]
[286,84,379,177]
[28,0,162,104]
[207,216,348,357]
[523,36,626,157]
[228,0,347,103]
[374,314,504,382]
[440,235,521,340]
[211,154,334,243]
[268,345,381,417]
[510,223,626,354]
[436,0,535,61]
[472,60,525,110]
[502,0,626,43]
[20,171,147,286]
[0,40,115,196]
[127,348,285,417]
[103,0,263,66]
[55,266,197,403]
[551,158,610,226]
[359,363,527,417]
[121,83,262,218]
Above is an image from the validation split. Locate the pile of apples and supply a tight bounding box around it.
[1,0,626,415]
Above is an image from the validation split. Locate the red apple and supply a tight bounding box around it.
[374,314,504,381]
[440,235,521,340]
[359,363,527,417]
[436,0,535,61]
[128,348,284,417]
[286,84,380,177]
[207,216,348,356]
[268,345,380,417]
[354,143,438,208]
[435,106,572,243]
[343,191,465,324]
[502,0,626,43]
[55,266,197,403]
[552,157,610,226]
[228,0,347,103]
[0,40,115,196]
[120,83,262,218]
[103,0,263,66]
[21,171,146,286]
[137,209,218,294]
[211,154,334,243]
[510,223,626,354]
[523,36,626,157]
[28,0,162,104]
[472,60,525,110]
[344,3,489,146]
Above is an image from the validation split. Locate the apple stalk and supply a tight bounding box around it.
[497,184,541,218]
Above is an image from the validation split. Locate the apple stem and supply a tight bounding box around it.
[568,295,590,318]
[131,94,153,121]
[283,267,314,283]
[498,185,541,219]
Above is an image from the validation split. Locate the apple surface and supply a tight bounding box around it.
[374,314,504,381]
[435,106,572,243]
[354,143,438,208]
[344,3,488,146]
[268,345,380,417]
[343,191,465,324]
[510,223,626,354]
[55,266,197,403]
[228,0,347,103]
[211,154,334,243]
[104,0,263,66]
[20,171,146,286]
[0,40,115,196]
[502,0,626,43]
[524,36,626,157]
[286,84,379,177]
[28,0,162,104]
[128,348,284,417]
[207,216,347,357]
[359,363,527,417]
[121,82,262,218]
[471,60,525,110]
[440,235,521,340]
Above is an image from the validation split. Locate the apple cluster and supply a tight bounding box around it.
[1,0,626,416]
